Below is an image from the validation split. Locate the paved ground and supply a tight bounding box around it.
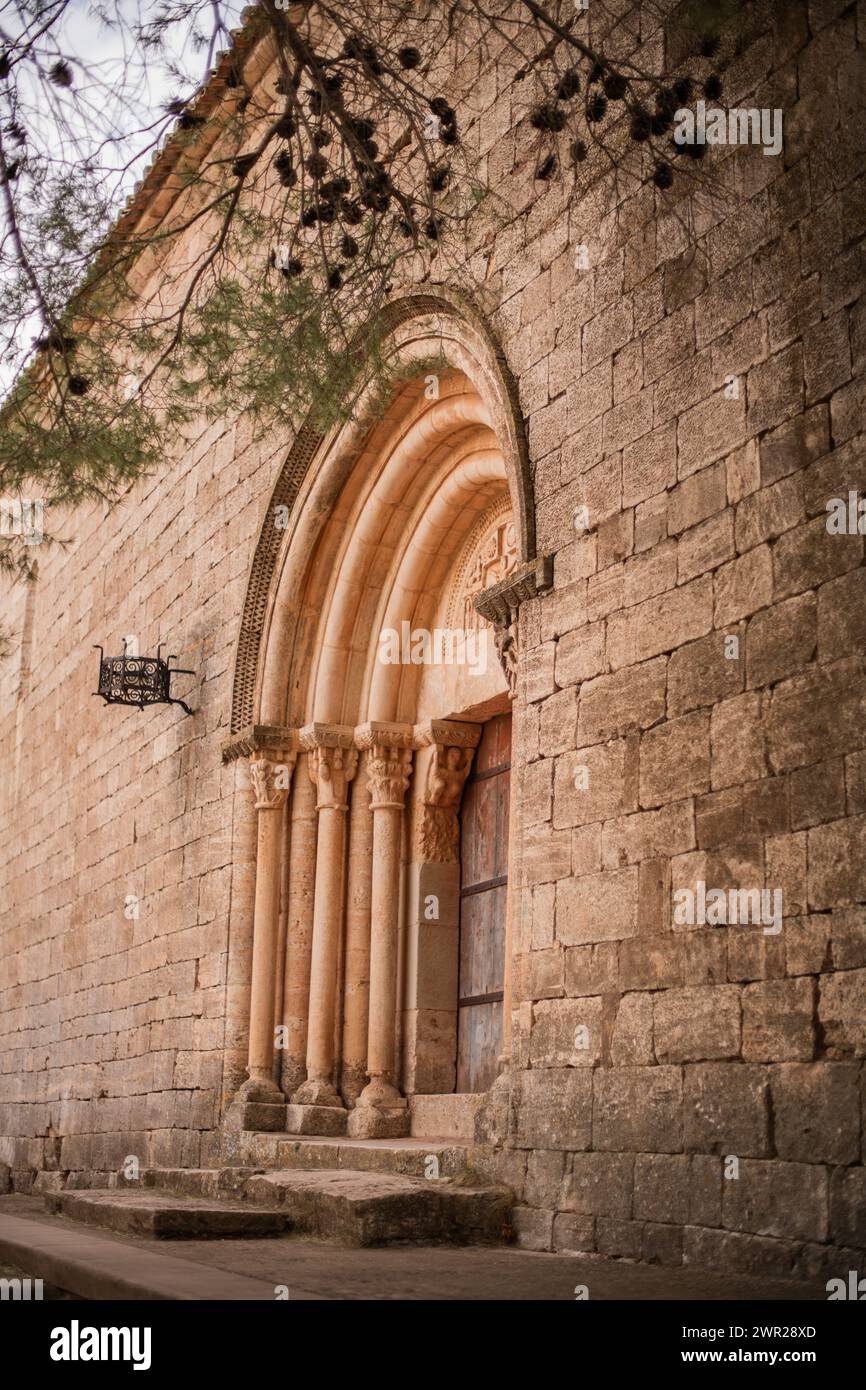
[0,1195,826,1301]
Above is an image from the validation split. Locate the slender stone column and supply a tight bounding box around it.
[349,724,414,1138]
[220,757,257,1115]
[289,725,357,1133]
[247,754,295,1082]
[272,798,290,1089]
[279,751,317,1097]
[225,746,296,1131]
[341,754,374,1106]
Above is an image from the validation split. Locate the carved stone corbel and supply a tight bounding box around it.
[412,719,483,863]
[492,614,519,699]
[473,554,553,699]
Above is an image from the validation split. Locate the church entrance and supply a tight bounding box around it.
[221,299,541,1139]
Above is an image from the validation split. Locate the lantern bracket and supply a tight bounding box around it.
[92,641,194,715]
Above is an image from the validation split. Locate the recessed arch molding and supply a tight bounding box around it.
[227,286,537,738]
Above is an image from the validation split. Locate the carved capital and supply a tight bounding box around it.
[424,742,474,810]
[355,722,414,811]
[223,724,299,764]
[413,729,479,863]
[249,752,296,810]
[367,746,413,811]
[306,743,359,811]
[413,719,483,751]
[355,720,415,751]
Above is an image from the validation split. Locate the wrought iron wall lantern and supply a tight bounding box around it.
[92,641,195,715]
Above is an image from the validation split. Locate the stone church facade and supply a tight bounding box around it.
[1,1,865,1279]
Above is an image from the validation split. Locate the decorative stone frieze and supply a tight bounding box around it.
[451,512,519,633]
[221,724,299,763]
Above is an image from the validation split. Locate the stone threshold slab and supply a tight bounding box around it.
[290,1135,459,1149]
[45,1191,292,1240]
[0,1212,287,1301]
[230,1132,472,1177]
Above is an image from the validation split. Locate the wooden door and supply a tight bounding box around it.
[457,711,511,1093]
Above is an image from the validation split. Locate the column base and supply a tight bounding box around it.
[223,1078,287,1133]
[291,1077,344,1108]
[346,1104,410,1139]
[285,1104,348,1137]
[278,1055,308,1100]
[348,1076,410,1138]
[340,1063,367,1109]
[356,1075,405,1109]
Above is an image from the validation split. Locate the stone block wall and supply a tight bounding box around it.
[476,0,866,1278]
[0,412,281,1186]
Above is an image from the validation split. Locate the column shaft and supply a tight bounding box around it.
[247,803,284,1084]
[221,758,258,1113]
[366,802,403,1082]
[291,731,357,1116]
[341,756,373,1105]
[225,747,295,1131]
[304,802,347,1086]
[279,752,317,1097]
[350,732,412,1136]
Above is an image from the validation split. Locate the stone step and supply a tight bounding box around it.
[131,1167,512,1247]
[249,1170,510,1246]
[409,1094,483,1141]
[46,1164,512,1248]
[43,1190,292,1240]
[223,1130,472,1178]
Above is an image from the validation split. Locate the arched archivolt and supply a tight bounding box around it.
[229,288,533,734]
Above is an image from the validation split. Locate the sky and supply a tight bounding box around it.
[0,0,244,392]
